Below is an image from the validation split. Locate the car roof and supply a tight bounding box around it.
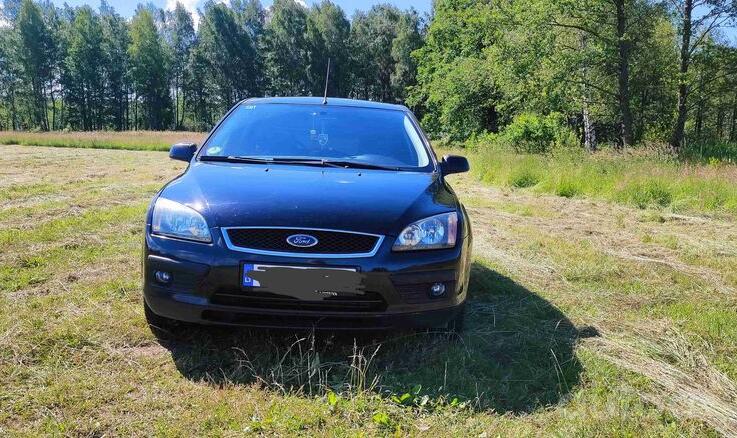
[242,96,409,112]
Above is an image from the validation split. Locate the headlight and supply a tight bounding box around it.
[392,212,458,251]
[151,198,212,243]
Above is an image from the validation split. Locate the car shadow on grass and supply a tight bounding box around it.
[155,262,593,414]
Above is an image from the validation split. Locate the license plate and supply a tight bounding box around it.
[242,264,362,298]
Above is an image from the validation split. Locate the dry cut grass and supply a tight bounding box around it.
[0,130,207,151]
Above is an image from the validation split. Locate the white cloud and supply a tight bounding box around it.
[295,0,308,7]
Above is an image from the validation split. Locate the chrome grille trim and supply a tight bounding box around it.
[221,226,385,258]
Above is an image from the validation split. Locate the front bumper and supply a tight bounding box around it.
[143,228,472,330]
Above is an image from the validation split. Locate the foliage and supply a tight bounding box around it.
[0,0,735,155]
[305,1,350,96]
[0,0,422,132]
[502,112,577,154]
[263,0,309,95]
[63,6,105,130]
[407,0,498,140]
[411,0,737,152]
[197,2,258,112]
[128,8,171,130]
[16,0,54,129]
[164,2,195,129]
[349,4,422,103]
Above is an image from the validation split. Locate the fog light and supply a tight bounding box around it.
[429,282,446,297]
[154,271,172,284]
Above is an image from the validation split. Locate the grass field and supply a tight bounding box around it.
[2,144,737,435]
[0,131,206,151]
[469,145,737,218]
[6,130,737,218]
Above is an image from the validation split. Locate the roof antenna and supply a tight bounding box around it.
[322,58,331,105]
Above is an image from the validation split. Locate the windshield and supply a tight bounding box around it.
[200,103,431,169]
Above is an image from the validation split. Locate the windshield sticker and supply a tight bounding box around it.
[243,105,256,110]
[318,134,329,146]
[206,146,222,155]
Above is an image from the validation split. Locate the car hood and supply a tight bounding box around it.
[159,161,458,236]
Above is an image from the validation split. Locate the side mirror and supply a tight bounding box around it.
[439,155,470,175]
[169,143,197,162]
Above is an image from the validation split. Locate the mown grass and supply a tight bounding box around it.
[0,130,206,152]
[467,145,737,217]
[7,130,737,219]
[2,145,736,435]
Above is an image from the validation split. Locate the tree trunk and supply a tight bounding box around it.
[670,0,693,153]
[486,105,498,133]
[50,84,56,131]
[59,91,64,130]
[43,84,50,131]
[695,97,704,141]
[10,88,17,130]
[174,81,179,130]
[614,0,634,149]
[33,78,47,131]
[180,89,187,129]
[583,99,597,152]
[580,34,597,152]
[730,92,737,142]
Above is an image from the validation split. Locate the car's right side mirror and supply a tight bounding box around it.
[169,143,197,162]
[440,155,470,175]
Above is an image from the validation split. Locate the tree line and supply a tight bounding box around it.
[409,0,737,153]
[0,0,422,132]
[1,0,737,153]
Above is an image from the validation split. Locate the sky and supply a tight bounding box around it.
[48,0,433,20]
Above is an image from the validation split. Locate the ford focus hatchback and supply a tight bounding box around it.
[143,97,472,331]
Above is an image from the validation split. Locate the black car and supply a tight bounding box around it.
[143,97,472,331]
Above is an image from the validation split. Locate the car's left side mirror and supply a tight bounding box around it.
[440,155,470,175]
[169,143,197,162]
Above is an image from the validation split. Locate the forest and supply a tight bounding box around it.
[1,0,736,155]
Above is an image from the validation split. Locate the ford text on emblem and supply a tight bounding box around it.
[286,234,319,248]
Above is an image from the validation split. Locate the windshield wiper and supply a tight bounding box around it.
[318,160,401,171]
[199,155,273,164]
[200,155,399,171]
[201,156,345,168]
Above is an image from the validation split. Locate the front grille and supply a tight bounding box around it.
[211,290,387,312]
[224,228,381,255]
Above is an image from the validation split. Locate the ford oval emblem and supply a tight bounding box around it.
[286,234,319,248]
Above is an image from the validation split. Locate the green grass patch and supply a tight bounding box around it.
[470,145,737,216]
